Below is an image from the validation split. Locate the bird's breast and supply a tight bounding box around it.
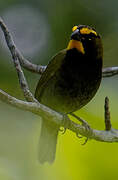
[40,48,102,113]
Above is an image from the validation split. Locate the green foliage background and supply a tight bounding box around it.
[0,0,118,179]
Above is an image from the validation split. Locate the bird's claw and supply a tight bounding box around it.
[76,133,89,145]
[59,127,67,134]
[76,133,83,138]
[69,113,90,145]
[81,137,89,145]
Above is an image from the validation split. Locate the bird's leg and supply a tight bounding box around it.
[70,113,90,144]
[70,113,90,131]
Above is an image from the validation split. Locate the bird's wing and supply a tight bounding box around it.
[35,49,67,100]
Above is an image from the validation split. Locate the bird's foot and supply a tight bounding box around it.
[75,132,89,145]
[59,127,67,134]
[81,137,89,145]
[70,113,90,145]
[70,113,90,131]
[76,133,83,138]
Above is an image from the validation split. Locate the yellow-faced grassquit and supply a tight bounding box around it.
[35,25,103,164]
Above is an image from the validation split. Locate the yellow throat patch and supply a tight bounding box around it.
[67,26,97,54]
[67,40,85,54]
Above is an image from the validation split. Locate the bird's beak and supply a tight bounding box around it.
[71,29,81,41]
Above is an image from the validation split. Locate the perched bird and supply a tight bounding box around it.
[35,25,103,164]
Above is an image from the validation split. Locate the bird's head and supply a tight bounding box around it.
[67,25,103,59]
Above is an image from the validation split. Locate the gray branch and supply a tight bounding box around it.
[0,17,38,102]
[102,67,118,77]
[13,55,37,102]
[0,17,46,75]
[0,17,118,143]
[0,89,118,143]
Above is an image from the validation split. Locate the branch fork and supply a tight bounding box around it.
[0,17,118,143]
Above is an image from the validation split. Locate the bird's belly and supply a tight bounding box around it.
[40,74,101,113]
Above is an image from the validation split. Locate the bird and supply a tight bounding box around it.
[35,25,103,164]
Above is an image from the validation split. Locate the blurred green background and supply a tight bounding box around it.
[0,0,118,179]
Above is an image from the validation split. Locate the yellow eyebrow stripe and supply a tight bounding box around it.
[80,28,97,36]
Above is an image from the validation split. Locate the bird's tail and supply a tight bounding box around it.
[38,119,59,164]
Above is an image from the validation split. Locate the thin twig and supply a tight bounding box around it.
[104,97,112,130]
[102,67,118,77]
[0,17,37,102]
[13,55,37,102]
[0,17,46,75]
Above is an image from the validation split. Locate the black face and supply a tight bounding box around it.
[71,25,102,58]
[71,25,100,41]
